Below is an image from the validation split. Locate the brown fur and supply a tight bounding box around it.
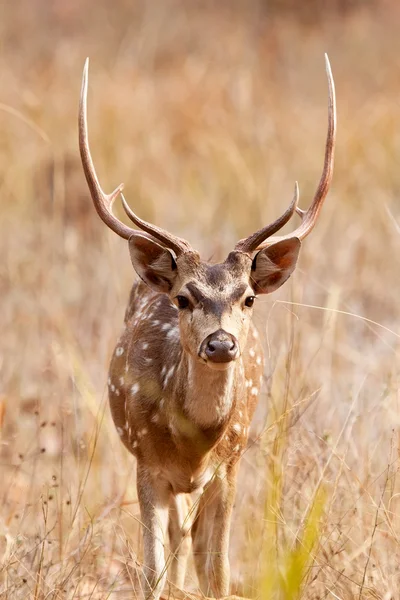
[106,241,300,598]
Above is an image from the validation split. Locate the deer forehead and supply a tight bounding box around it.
[174,251,253,302]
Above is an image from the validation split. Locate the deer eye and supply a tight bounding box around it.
[176,295,190,309]
[244,296,256,308]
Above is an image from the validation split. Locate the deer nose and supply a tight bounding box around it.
[201,330,239,363]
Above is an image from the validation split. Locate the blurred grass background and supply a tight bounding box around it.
[1,0,400,598]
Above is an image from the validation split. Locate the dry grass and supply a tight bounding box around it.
[1,1,400,598]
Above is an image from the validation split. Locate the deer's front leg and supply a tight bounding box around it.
[192,465,237,598]
[137,465,170,599]
[167,493,193,589]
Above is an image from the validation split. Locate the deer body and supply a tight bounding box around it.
[109,271,263,597]
[110,275,263,463]
[79,56,336,598]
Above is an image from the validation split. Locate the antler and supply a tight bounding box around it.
[79,58,194,256]
[235,182,299,253]
[119,193,192,254]
[236,54,336,253]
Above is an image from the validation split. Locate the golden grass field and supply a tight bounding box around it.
[1,1,400,598]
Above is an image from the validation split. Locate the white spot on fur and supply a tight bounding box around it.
[142,342,149,350]
[138,428,148,437]
[238,410,243,418]
[252,329,258,339]
[116,346,124,357]
[110,384,115,392]
[233,423,241,434]
[152,413,160,423]
[245,379,253,388]
[131,383,140,395]
[251,387,258,396]
[115,389,120,396]
[169,423,178,437]
[164,365,175,388]
[249,348,255,358]
[107,377,111,386]
[153,320,160,326]
[161,323,171,331]
[256,356,262,366]
[167,327,179,341]
[144,357,153,364]
[159,398,165,409]
[233,444,240,452]
[119,376,124,385]
[117,427,123,437]
[132,440,138,449]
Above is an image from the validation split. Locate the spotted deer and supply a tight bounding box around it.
[79,56,336,599]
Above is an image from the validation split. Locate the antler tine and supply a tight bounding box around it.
[79,58,138,240]
[235,182,299,253]
[79,59,194,256]
[255,54,337,250]
[120,193,193,256]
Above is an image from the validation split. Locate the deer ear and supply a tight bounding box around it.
[251,238,301,294]
[129,233,178,293]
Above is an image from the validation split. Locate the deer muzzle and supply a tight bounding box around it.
[199,329,239,364]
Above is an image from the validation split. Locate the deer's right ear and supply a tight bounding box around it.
[129,233,178,293]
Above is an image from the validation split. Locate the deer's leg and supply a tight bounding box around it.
[191,489,212,593]
[192,467,237,598]
[137,466,170,600]
[167,493,192,589]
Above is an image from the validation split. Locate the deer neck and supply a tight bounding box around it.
[177,353,237,430]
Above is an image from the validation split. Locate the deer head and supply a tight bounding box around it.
[79,56,336,371]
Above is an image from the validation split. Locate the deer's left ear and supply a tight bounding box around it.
[129,233,178,293]
[251,238,301,294]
